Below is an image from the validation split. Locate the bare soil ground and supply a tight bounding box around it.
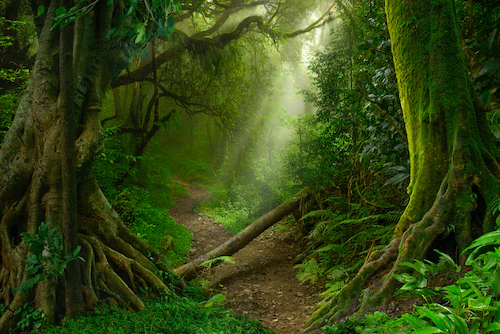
[171,182,321,334]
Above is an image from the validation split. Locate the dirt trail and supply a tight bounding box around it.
[170,182,320,334]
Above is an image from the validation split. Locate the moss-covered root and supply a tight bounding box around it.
[304,239,399,332]
[305,167,500,333]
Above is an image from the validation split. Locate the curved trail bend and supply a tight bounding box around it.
[171,182,320,333]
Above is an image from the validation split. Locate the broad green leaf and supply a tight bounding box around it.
[485,322,500,333]
[393,273,417,284]
[468,297,495,311]
[54,6,67,17]
[401,314,428,329]
[38,222,49,240]
[419,306,449,331]
[72,245,82,257]
[435,249,459,271]
[417,277,428,288]
[167,15,175,29]
[440,284,462,295]
[134,23,146,44]
[106,27,118,39]
[26,264,41,275]
[25,254,39,266]
[477,59,500,78]
[37,5,45,16]
[492,268,500,297]
[463,231,500,264]
[29,240,45,255]
[199,293,226,308]
[413,327,443,334]
[448,314,468,334]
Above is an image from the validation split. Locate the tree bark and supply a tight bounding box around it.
[175,189,310,280]
[305,0,500,331]
[0,2,176,331]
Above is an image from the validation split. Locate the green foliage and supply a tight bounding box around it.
[296,205,400,304]
[46,0,182,51]
[389,245,500,333]
[286,0,408,193]
[196,180,256,233]
[323,311,392,334]
[13,303,45,333]
[197,293,226,308]
[34,293,273,334]
[0,16,32,143]
[92,131,191,267]
[283,3,408,302]
[0,81,24,142]
[323,230,500,333]
[15,222,84,293]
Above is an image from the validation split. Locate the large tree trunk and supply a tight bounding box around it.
[305,0,500,331]
[0,2,174,331]
[175,189,310,280]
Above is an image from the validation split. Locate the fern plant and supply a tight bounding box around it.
[295,206,401,307]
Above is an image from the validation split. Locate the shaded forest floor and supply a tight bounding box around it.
[171,182,321,333]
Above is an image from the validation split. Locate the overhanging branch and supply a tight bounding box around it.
[111,4,336,88]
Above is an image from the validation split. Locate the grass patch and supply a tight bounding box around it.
[195,183,253,234]
[130,204,192,267]
[36,289,274,334]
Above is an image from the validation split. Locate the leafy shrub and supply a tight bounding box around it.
[322,229,500,333]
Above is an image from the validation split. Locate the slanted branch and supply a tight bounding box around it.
[175,189,310,280]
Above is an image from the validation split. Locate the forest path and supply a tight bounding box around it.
[170,181,320,334]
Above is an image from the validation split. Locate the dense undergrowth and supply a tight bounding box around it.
[323,230,500,333]
[1,0,499,332]
[93,129,192,267]
[31,286,273,334]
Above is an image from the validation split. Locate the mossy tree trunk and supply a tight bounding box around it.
[306,0,500,331]
[0,2,174,331]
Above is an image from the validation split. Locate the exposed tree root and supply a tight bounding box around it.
[305,153,500,332]
[0,178,177,332]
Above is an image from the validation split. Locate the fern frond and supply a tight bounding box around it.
[300,208,335,221]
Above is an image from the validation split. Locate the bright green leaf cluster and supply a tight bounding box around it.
[14,222,84,293]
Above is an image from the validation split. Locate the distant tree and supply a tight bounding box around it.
[0,0,35,141]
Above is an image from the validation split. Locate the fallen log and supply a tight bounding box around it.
[174,188,310,280]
